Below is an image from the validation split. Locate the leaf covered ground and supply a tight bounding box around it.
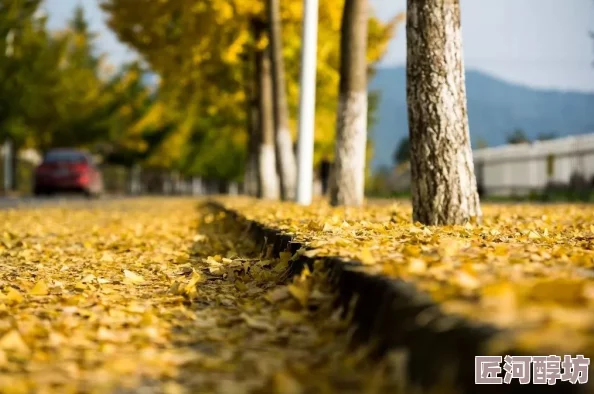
[217,197,594,357]
[0,198,406,394]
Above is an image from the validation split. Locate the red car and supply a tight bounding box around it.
[34,149,104,197]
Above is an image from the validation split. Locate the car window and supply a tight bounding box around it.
[44,151,88,164]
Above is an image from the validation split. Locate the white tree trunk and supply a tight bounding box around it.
[276,127,296,200]
[330,92,368,206]
[330,0,368,207]
[267,0,297,201]
[259,144,280,199]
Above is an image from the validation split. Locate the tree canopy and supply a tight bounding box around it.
[506,128,530,145]
[101,0,399,180]
[1,0,399,184]
[393,136,410,165]
[0,1,158,165]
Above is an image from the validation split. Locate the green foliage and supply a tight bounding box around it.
[0,2,159,172]
[0,2,116,152]
[393,137,410,165]
[506,128,530,144]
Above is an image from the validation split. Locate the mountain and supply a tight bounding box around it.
[368,66,594,171]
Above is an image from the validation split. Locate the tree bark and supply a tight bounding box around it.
[330,0,368,207]
[244,95,261,196]
[243,43,260,197]
[267,0,297,201]
[255,32,280,200]
[406,0,482,225]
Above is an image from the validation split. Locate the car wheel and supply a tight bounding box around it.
[34,188,48,197]
[84,189,101,200]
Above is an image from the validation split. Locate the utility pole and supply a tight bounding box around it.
[295,0,319,205]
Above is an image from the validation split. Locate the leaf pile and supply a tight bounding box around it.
[0,198,404,394]
[217,197,594,355]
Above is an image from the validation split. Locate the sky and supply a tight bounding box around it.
[44,0,594,92]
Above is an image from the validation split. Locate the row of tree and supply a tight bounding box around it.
[100,0,400,199]
[0,0,166,168]
[3,0,488,225]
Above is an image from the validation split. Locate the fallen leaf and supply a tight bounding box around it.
[4,288,24,304]
[123,269,145,284]
[0,330,30,354]
[288,284,309,308]
[272,370,303,394]
[240,313,274,331]
[29,280,49,296]
[265,286,291,303]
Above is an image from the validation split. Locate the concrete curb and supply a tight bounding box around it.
[208,201,585,394]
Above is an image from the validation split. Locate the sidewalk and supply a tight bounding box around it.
[214,196,594,392]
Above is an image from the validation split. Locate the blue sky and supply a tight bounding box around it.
[44,0,594,92]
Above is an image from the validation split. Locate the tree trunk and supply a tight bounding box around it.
[244,42,260,197]
[330,0,368,207]
[244,97,260,196]
[406,0,481,225]
[267,0,297,201]
[255,33,280,200]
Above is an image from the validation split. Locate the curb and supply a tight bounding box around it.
[207,201,587,394]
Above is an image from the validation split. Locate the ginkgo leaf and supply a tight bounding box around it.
[4,288,24,304]
[30,280,49,296]
[287,284,309,308]
[123,269,145,284]
[0,330,30,355]
[272,371,303,394]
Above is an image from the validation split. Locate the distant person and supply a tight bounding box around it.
[319,158,331,195]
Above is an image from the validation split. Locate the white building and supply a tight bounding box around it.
[388,133,594,197]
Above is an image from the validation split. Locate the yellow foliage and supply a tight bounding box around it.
[101,0,399,173]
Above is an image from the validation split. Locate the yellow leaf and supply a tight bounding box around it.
[407,258,427,274]
[272,370,303,394]
[279,251,292,265]
[0,330,30,355]
[81,274,96,283]
[169,281,182,295]
[359,248,376,265]
[5,288,24,304]
[123,269,145,284]
[184,270,204,294]
[528,279,586,305]
[163,381,186,394]
[455,271,480,290]
[528,230,541,239]
[235,281,248,292]
[30,280,49,296]
[288,284,309,307]
[279,309,304,324]
[240,313,274,331]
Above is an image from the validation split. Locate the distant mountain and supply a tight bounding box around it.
[368,66,594,171]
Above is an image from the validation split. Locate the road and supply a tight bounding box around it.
[0,197,386,393]
[0,194,143,210]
